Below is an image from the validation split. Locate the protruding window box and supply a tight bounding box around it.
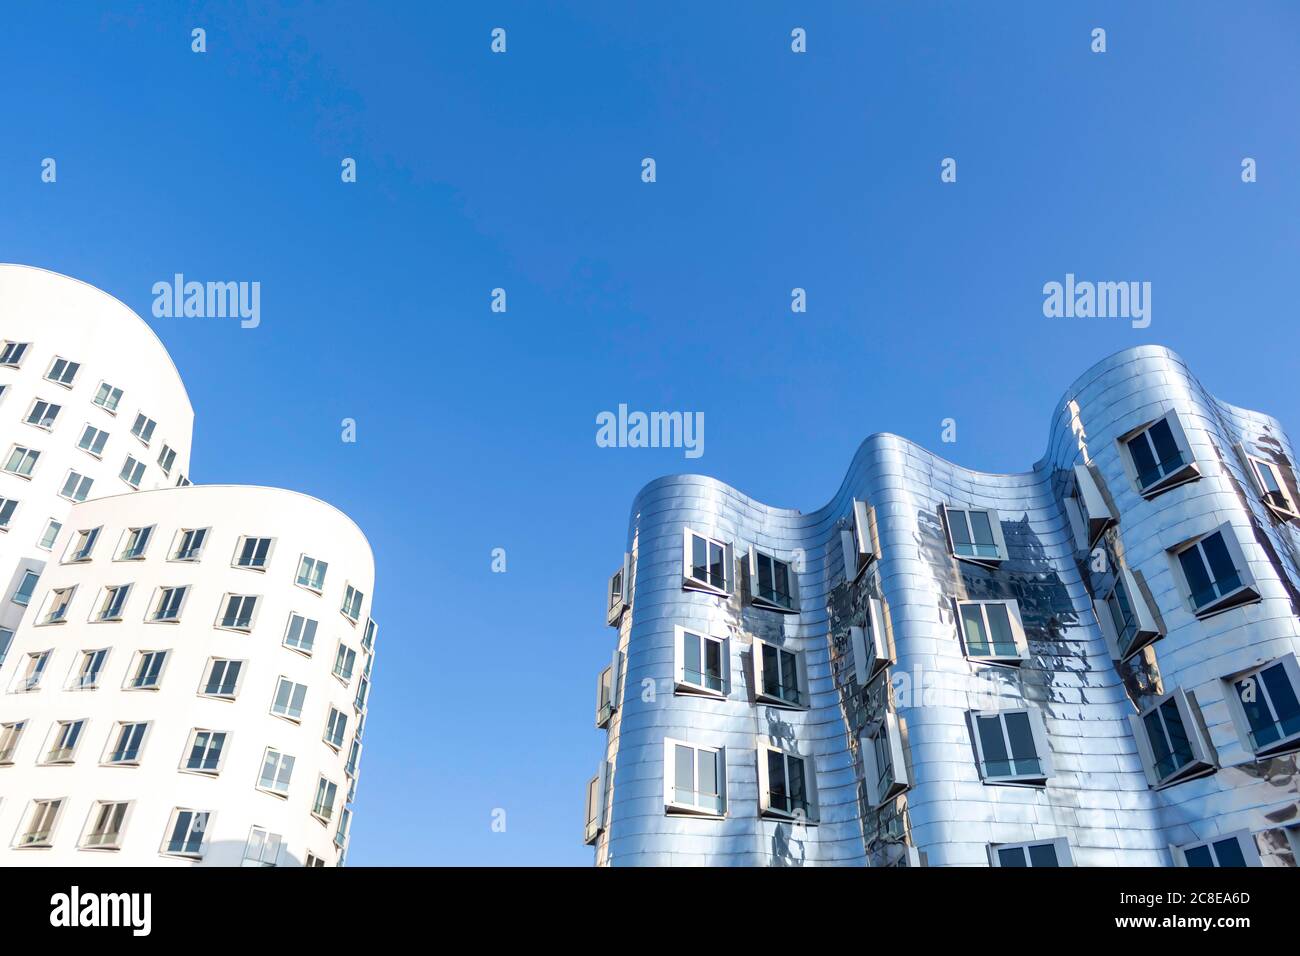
[1172,831,1261,868]
[840,499,877,582]
[850,598,891,685]
[606,552,632,627]
[1240,447,1300,521]
[1130,688,1217,789]
[968,708,1052,787]
[1095,565,1162,660]
[1222,654,1300,759]
[1169,524,1259,619]
[942,505,1008,567]
[988,838,1073,867]
[746,546,799,613]
[757,745,818,824]
[682,528,733,597]
[752,638,808,709]
[955,598,1029,666]
[674,625,729,699]
[861,712,910,807]
[1121,410,1200,499]
[583,761,608,845]
[595,648,622,728]
[1063,463,1118,551]
[663,738,726,818]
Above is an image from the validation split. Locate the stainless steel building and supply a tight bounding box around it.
[585,345,1300,866]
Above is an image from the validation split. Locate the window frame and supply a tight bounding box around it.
[256,747,296,797]
[283,611,318,656]
[58,469,93,502]
[341,583,364,623]
[861,712,910,807]
[1172,830,1262,868]
[270,676,308,723]
[92,381,123,414]
[130,412,157,446]
[987,837,1073,867]
[38,585,78,625]
[148,584,191,623]
[15,649,52,692]
[295,554,328,593]
[1129,688,1217,789]
[1168,524,1259,619]
[119,454,146,489]
[752,637,809,709]
[215,592,261,633]
[80,800,133,851]
[673,624,730,699]
[4,445,41,479]
[942,504,1008,566]
[45,356,80,388]
[93,584,132,623]
[746,546,801,614]
[42,718,88,765]
[169,527,210,562]
[179,728,230,776]
[24,398,62,431]
[124,649,169,691]
[1221,653,1300,758]
[662,737,727,818]
[243,826,284,867]
[606,552,631,627]
[102,720,151,766]
[68,648,110,690]
[0,720,25,765]
[681,527,734,597]
[77,422,109,459]
[583,761,608,845]
[15,797,65,849]
[323,707,348,751]
[839,498,877,582]
[954,597,1030,666]
[1120,409,1200,498]
[1063,463,1118,551]
[64,525,101,563]
[757,743,819,824]
[160,808,210,860]
[198,657,245,701]
[0,495,18,530]
[0,340,30,368]
[595,647,622,728]
[232,535,276,572]
[332,641,357,685]
[1242,448,1300,521]
[1095,564,1163,660]
[311,775,340,824]
[37,518,62,551]
[968,707,1053,787]
[116,524,155,561]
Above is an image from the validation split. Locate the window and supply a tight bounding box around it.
[354,675,370,712]
[324,707,348,749]
[46,356,80,387]
[0,341,29,367]
[0,627,11,668]
[333,643,357,684]
[1131,689,1216,788]
[66,526,100,562]
[758,745,817,822]
[955,599,1030,665]
[118,525,154,560]
[1096,565,1162,660]
[271,677,307,721]
[362,617,377,653]
[1244,452,1300,520]
[4,445,40,477]
[82,802,130,850]
[71,649,109,689]
[335,808,352,850]
[37,519,61,550]
[345,738,362,778]
[243,828,283,867]
[840,499,877,580]
[989,838,1072,867]
[130,413,156,445]
[595,648,622,728]
[77,423,109,457]
[341,583,364,622]
[234,535,274,570]
[17,799,63,848]
[217,593,260,631]
[92,381,123,413]
[296,555,328,591]
[126,650,168,690]
[257,748,296,795]
[182,729,228,774]
[312,776,339,823]
[753,638,808,708]
[674,625,728,698]
[1123,410,1198,497]
[176,474,190,487]
[748,547,799,612]
[201,658,244,699]
[41,586,77,624]
[1224,655,1300,757]
[862,713,910,807]
[59,470,93,501]
[1171,525,1258,617]
[583,762,608,845]
[0,496,17,529]
[163,809,209,858]
[849,600,892,685]
[150,585,189,622]
[17,650,50,691]
[662,738,726,816]
[95,585,130,622]
[172,527,208,561]
[157,444,177,476]
[683,528,732,595]
[25,399,61,430]
[105,722,148,765]
[305,853,326,868]
[284,612,318,654]
[13,569,39,606]
[0,721,27,764]
[44,719,86,764]
[943,505,1008,564]
[119,455,146,488]
[969,708,1052,786]
[1063,464,1118,550]
[1174,831,1261,868]
[607,552,631,626]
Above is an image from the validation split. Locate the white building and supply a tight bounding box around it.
[0,265,376,866]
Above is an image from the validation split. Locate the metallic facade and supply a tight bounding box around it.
[588,345,1300,866]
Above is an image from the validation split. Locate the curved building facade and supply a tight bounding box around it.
[0,266,376,866]
[587,345,1300,867]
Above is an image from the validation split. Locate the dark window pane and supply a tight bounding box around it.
[1183,844,1214,867]
[1211,838,1247,868]
[998,846,1027,867]
[1027,843,1059,867]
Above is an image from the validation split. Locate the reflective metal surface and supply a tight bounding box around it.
[593,345,1300,866]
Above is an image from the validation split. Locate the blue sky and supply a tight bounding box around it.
[2,2,1298,864]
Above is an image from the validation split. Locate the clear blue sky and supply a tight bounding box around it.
[2,2,1298,864]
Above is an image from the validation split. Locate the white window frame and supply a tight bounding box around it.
[341,583,364,623]
[1120,409,1200,498]
[257,748,296,797]
[116,525,155,560]
[295,554,328,592]
[130,412,157,446]
[583,761,608,845]
[332,641,357,685]
[1242,448,1300,520]
[179,728,229,776]
[0,340,30,368]
[92,381,123,414]
[81,801,133,851]
[757,744,819,824]
[988,837,1074,867]
[1171,830,1262,868]
[0,495,18,530]
[311,775,339,824]
[323,707,348,750]
[124,649,169,691]
[76,422,109,459]
[840,498,877,582]
[1095,564,1163,660]
[747,546,800,614]
[42,719,87,765]
[861,712,910,807]
[39,585,77,625]
[942,504,1008,565]
[232,535,276,571]
[1168,523,1259,619]
[1129,688,1216,789]
[93,584,131,623]
[198,657,245,700]
[1221,653,1300,758]
[0,720,27,765]
[968,707,1053,786]
[673,624,730,699]
[682,527,734,597]
[1063,463,1117,551]
[148,584,190,623]
[119,454,146,489]
[170,527,210,562]
[45,356,80,388]
[4,445,40,479]
[24,398,61,431]
[607,552,631,627]
[15,798,65,849]
[595,647,622,728]
[216,593,261,633]
[243,826,283,866]
[64,525,101,563]
[283,612,318,656]
[954,597,1030,665]
[752,637,809,709]
[59,470,93,502]
[102,721,150,766]
[157,443,177,476]
[271,676,308,723]
[14,649,51,692]
[13,568,40,606]
[68,648,109,689]
[161,808,210,859]
[663,737,727,818]
[37,518,62,551]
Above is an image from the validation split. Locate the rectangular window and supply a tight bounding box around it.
[93,381,123,413]
[163,809,209,858]
[583,762,608,844]
[106,722,148,765]
[1244,454,1300,519]
[1172,526,1258,617]
[46,357,80,386]
[969,708,1051,785]
[242,828,283,867]
[341,584,364,622]
[182,729,228,774]
[840,498,876,581]
[130,413,156,445]
[1225,655,1300,757]
[354,675,370,712]
[1064,463,1118,551]
[312,776,339,823]
[296,554,328,591]
[37,519,61,550]
[13,569,40,606]
[127,650,168,690]
[334,808,352,850]
[595,648,622,728]
[944,505,1007,563]
[0,496,17,529]
[1131,688,1216,788]
[17,650,50,691]
[345,738,362,778]
[956,598,1029,664]
[753,638,807,708]
[850,599,891,685]
[284,612,318,654]
[151,585,189,622]
[96,585,131,622]
[59,470,93,501]
[862,713,910,807]
[606,552,631,626]
[0,627,11,668]
[271,677,308,721]
[748,547,799,612]
[119,454,146,488]
[72,648,109,689]
[42,586,76,624]
[674,625,728,697]
[683,528,731,594]
[218,593,259,631]
[172,527,209,561]
[333,643,357,684]
[0,720,27,764]
[201,658,244,699]
[44,719,86,764]
[989,838,1072,867]
[758,746,817,822]
[662,738,726,816]
[1097,565,1162,660]
[77,423,109,457]
[157,444,177,475]
[118,525,154,559]
[1175,831,1261,867]
[17,799,63,848]
[1123,410,1198,497]
[83,803,131,850]
[324,707,348,749]
[258,748,296,795]
[0,341,30,367]
[234,536,274,570]
[66,526,100,562]
[362,617,377,653]
[25,399,61,430]
[5,445,40,478]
